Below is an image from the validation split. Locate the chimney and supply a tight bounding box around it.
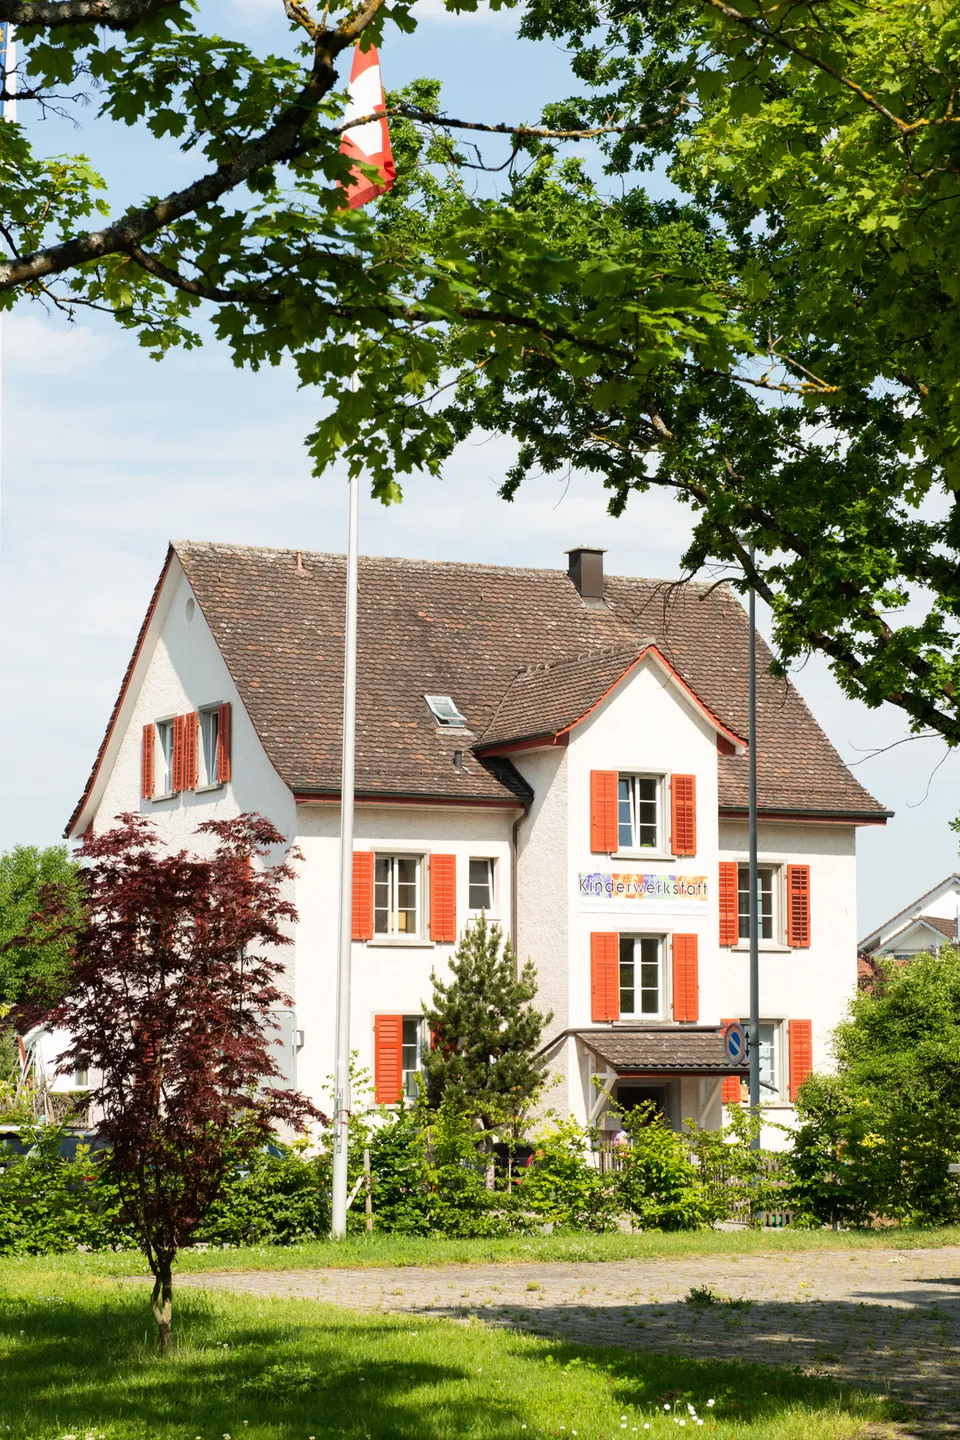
[565,546,606,602]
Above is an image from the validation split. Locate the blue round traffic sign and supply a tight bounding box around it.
[723,1021,745,1065]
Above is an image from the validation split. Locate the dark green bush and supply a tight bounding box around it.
[195,1143,331,1246]
[0,1126,128,1255]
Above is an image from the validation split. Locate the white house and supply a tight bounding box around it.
[859,874,960,966]
[64,541,891,1145]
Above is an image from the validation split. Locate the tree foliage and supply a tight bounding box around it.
[0,843,85,1007]
[2,0,959,752]
[421,914,551,1124]
[13,812,319,1350]
[791,946,960,1226]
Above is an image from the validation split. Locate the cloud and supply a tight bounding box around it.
[2,312,118,377]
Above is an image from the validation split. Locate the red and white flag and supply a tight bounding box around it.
[339,44,396,210]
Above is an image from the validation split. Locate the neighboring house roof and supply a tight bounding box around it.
[67,541,891,830]
[918,914,959,940]
[576,1028,748,1075]
[476,644,746,752]
[859,873,960,953]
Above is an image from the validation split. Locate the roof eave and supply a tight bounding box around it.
[719,805,892,827]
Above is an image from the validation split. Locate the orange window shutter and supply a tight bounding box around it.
[141,724,154,799]
[182,712,198,791]
[590,770,618,853]
[590,932,620,1023]
[374,1014,403,1105]
[718,861,739,946]
[171,714,185,793]
[787,865,811,948]
[672,934,699,1023]
[720,1017,741,1103]
[217,702,232,784]
[352,852,374,941]
[789,1019,813,1101]
[429,854,457,943]
[670,774,697,856]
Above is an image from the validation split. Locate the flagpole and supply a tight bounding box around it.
[0,23,15,543]
[331,352,360,1240]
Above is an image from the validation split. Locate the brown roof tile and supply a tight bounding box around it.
[576,1028,748,1074]
[68,541,891,827]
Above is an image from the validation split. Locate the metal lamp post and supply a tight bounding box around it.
[746,544,761,1148]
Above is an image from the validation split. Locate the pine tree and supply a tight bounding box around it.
[422,914,552,1125]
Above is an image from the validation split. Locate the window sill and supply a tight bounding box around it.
[610,851,676,863]
[195,781,225,795]
[150,792,176,803]
[731,942,792,954]
[365,938,435,949]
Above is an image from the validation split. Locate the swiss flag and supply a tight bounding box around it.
[339,44,396,209]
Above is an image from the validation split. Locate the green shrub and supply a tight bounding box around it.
[0,1126,128,1255]
[195,1142,331,1246]
[515,1118,617,1232]
[614,1106,711,1230]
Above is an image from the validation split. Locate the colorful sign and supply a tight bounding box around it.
[578,870,709,915]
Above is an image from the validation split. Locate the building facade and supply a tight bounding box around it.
[64,541,891,1144]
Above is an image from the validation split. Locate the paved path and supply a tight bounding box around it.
[180,1246,960,1435]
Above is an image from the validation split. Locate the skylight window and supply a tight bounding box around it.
[425,694,466,728]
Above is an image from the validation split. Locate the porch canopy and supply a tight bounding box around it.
[575,1026,749,1078]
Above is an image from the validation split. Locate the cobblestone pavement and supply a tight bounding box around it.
[180,1247,960,1435]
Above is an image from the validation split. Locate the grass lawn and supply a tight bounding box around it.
[17,1222,960,1281]
[0,1259,906,1440]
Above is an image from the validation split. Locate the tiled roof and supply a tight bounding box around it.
[576,1028,748,1074]
[477,647,653,748]
[914,914,957,940]
[95,541,887,818]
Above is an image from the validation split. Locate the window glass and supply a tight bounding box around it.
[402,1017,423,1098]
[468,858,494,911]
[374,855,421,937]
[740,1021,778,1096]
[617,775,660,850]
[619,936,662,1017]
[198,707,220,786]
[424,694,466,727]
[155,720,175,796]
[737,864,775,941]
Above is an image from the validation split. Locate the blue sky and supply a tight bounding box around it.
[1,0,957,934]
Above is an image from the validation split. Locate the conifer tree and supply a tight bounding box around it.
[422,915,551,1125]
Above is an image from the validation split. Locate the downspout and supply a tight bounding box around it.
[511,801,529,968]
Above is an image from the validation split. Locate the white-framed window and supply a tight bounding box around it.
[737,864,778,941]
[402,1016,426,1098]
[424,694,466,728]
[198,705,221,788]
[619,936,663,1018]
[468,857,495,913]
[617,774,662,851]
[374,855,422,937]
[739,1020,780,1098]
[154,719,175,797]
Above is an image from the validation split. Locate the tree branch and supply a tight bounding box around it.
[0,0,181,29]
[0,0,385,293]
[700,0,941,138]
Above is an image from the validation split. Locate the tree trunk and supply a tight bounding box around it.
[151,1259,174,1353]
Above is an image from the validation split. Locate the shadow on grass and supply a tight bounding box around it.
[435,1293,953,1431]
[0,1284,914,1439]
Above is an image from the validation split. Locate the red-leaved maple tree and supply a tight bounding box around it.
[16,812,319,1351]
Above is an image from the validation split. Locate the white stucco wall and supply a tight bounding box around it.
[93,565,297,853]
[294,802,516,1111]
[512,748,569,1114]
[719,818,857,1147]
